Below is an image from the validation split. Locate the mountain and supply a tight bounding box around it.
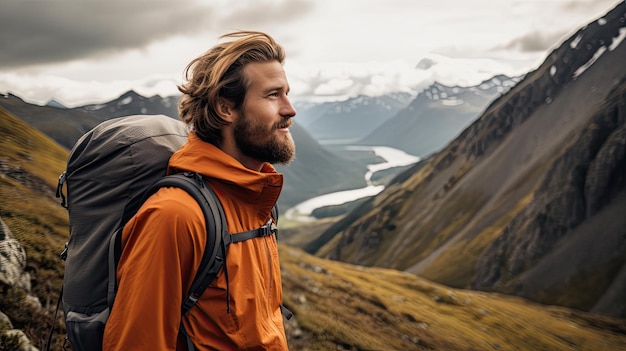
[45,99,66,109]
[2,105,626,349]
[296,93,413,143]
[77,90,180,119]
[0,93,106,149]
[0,90,181,149]
[308,2,626,317]
[359,75,521,157]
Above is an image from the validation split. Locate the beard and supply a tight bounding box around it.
[233,113,296,165]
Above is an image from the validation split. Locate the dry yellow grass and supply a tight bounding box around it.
[280,244,626,351]
[0,107,69,347]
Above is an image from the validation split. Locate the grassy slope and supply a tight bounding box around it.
[280,244,626,351]
[0,107,69,347]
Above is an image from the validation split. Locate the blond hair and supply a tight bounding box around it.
[178,31,286,145]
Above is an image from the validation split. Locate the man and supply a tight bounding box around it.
[103,31,296,350]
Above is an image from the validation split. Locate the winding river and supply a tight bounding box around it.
[285,146,420,222]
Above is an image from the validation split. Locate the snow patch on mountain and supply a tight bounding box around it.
[118,96,133,106]
[419,75,521,106]
[441,98,464,106]
[570,34,583,49]
[609,28,626,51]
[573,46,607,79]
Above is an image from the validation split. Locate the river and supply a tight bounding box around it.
[284,146,420,222]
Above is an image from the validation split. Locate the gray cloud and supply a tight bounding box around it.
[494,0,620,53]
[218,0,314,28]
[0,0,316,70]
[499,30,569,53]
[0,0,214,69]
[560,0,618,13]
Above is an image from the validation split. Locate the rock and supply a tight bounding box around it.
[23,295,43,312]
[4,329,39,351]
[0,311,13,329]
[0,218,30,291]
[0,218,42,350]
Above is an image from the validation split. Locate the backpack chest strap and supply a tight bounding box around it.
[224,218,277,245]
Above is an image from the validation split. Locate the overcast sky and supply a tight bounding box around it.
[0,0,622,107]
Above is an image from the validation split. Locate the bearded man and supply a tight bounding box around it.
[103,31,296,351]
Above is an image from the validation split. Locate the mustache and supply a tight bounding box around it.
[275,119,293,129]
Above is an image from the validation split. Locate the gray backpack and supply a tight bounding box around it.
[52,114,283,351]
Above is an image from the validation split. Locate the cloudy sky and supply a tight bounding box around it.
[0,0,622,107]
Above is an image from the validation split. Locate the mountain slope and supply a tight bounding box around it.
[359,76,520,156]
[310,2,626,317]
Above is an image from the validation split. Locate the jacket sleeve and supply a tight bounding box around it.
[103,188,206,351]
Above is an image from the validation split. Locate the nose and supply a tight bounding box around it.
[281,95,296,118]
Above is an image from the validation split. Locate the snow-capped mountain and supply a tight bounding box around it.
[45,99,67,109]
[359,75,521,157]
[77,90,180,119]
[295,93,413,143]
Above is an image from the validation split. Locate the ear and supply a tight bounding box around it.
[217,97,237,122]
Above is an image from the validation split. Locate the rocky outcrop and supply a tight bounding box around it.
[0,218,31,292]
[0,217,41,350]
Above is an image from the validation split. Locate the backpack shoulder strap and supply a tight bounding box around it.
[145,172,226,314]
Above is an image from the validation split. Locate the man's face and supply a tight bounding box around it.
[233,61,296,165]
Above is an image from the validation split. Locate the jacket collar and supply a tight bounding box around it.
[168,132,283,203]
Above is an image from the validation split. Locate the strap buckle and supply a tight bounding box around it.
[259,219,277,237]
[182,294,199,313]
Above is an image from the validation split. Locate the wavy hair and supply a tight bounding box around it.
[177,31,286,145]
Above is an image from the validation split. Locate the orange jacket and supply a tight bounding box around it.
[103,132,288,350]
